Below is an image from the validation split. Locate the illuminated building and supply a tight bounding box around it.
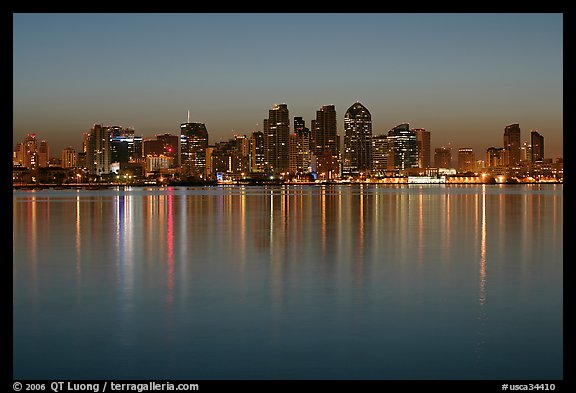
[504,123,521,166]
[434,146,452,169]
[486,147,506,167]
[250,131,265,171]
[109,126,142,164]
[343,102,372,177]
[38,140,50,168]
[531,130,544,163]
[413,128,431,168]
[457,148,475,173]
[294,116,311,174]
[19,134,38,169]
[263,103,290,174]
[387,123,418,173]
[372,134,388,176]
[61,147,77,168]
[180,121,209,178]
[86,124,110,175]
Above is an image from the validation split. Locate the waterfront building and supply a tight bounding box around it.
[434,146,452,169]
[86,124,110,175]
[372,134,388,176]
[413,128,431,168]
[263,103,290,174]
[504,123,521,166]
[181,121,209,178]
[457,148,475,173]
[531,130,544,163]
[387,123,418,173]
[61,147,77,168]
[343,102,372,177]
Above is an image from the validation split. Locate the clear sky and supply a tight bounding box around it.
[13,13,563,159]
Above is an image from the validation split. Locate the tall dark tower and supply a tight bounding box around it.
[311,105,338,157]
[263,103,290,174]
[343,102,372,176]
[504,123,521,166]
[180,121,209,178]
[531,130,545,163]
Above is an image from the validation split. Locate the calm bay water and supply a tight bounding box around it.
[13,184,563,380]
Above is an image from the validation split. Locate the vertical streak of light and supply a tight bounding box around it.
[76,194,82,305]
[269,188,274,257]
[476,185,487,362]
[480,187,487,307]
[166,192,174,307]
[321,186,326,256]
[355,185,365,306]
[239,187,246,270]
[28,194,38,303]
[418,192,424,268]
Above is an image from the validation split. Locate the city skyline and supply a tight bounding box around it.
[13,13,563,158]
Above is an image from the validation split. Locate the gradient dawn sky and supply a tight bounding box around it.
[13,13,563,158]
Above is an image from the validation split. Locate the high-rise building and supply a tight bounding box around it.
[413,128,431,168]
[504,123,521,166]
[210,137,249,176]
[180,122,209,178]
[20,134,38,169]
[372,134,388,176]
[343,102,372,177]
[86,124,110,175]
[250,131,265,172]
[293,117,311,174]
[109,126,142,164]
[387,124,418,172]
[13,142,23,167]
[263,103,290,174]
[38,140,50,168]
[61,147,77,168]
[434,146,452,169]
[521,141,532,163]
[155,133,179,165]
[486,147,506,167]
[311,106,338,157]
[531,130,544,163]
[457,148,475,173]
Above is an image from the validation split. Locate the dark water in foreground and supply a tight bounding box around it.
[13,184,563,379]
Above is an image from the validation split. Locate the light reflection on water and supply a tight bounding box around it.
[13,185,562,379]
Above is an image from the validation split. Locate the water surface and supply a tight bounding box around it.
[13,184,563,379]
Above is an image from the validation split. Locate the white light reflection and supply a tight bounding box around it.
[476,185,487,362]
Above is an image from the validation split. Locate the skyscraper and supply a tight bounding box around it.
[531,130,544,163]
[486,147,506,167]
[250,131,265,172]
[343,102,372,177]
[181,122,209,178]
[109,126,141,164]
[156,133,179,165]
[86,124,110,175]
[310,105,338,178]
[434,146,452,169]
[413,128,431,168]
[457,148,475,173]
[20,134,38,169]
[387,124,418,173]
[38,140,50,168]
[372,134,388,176]
[311,105,338,157]
[263,103,290,174]
[504,123,521,166]
[293,116,311,174]
[61,147,77,168]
